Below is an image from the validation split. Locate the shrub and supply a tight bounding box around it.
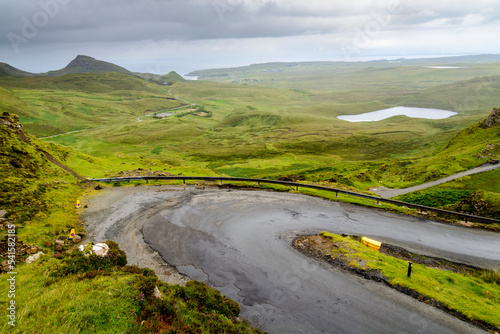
[396,189,474,207]
[482,267,500,284]
[184,280,241,318]
[52,240,127,276]
[122,264,157,277]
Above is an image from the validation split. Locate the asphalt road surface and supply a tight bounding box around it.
[83,186,500,334]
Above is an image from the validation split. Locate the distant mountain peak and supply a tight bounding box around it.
[75,55,94,59]
[45,55,132,76]
[65,55,101,69]
[69,55,97,63]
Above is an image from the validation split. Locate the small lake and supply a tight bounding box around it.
[338,107,457,122]
[423,66,465,69]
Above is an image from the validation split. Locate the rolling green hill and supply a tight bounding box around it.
[161,71,186,83]
[0,67,11,78]
[188,54,500,81]
[188,57,500,96]
[0,62,36,77]
[0,72,186,137]
[392,108,500,219]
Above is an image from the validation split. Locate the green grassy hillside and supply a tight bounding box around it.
[0,68,11,78]
[0,111,93,244]
[161,71,186,83]
[0,72,187,137]
[393,109,500,219]
[0,63,36,77]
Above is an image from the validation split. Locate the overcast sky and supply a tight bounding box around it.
[1,0,499,75]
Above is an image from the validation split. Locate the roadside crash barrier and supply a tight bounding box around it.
[86,176,500,225]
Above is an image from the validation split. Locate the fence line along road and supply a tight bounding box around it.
[87,176,500,225]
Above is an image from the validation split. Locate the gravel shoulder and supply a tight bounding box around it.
[80,185,195,285]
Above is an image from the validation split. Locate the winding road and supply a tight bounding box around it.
[371,163,500,198]
[82,186,500,334]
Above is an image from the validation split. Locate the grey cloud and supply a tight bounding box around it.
[2,0,500,46]
[0,0,499,73]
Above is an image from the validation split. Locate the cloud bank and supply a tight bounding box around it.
[0,0,499,74]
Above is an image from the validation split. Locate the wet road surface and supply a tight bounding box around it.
[84,186,499,334]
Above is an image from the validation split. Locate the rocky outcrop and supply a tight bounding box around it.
[0,237,42,258]
[0,112,31,143]
[483,107,500,128]
[0,237,44,272]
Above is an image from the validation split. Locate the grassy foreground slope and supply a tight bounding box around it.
[0,240,265,334]
[0,113,265,333]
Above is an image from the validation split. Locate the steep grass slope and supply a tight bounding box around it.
[0,112,88,244]
[0,114,266,332]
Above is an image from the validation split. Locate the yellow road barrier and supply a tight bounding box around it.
[361,237,381,252]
